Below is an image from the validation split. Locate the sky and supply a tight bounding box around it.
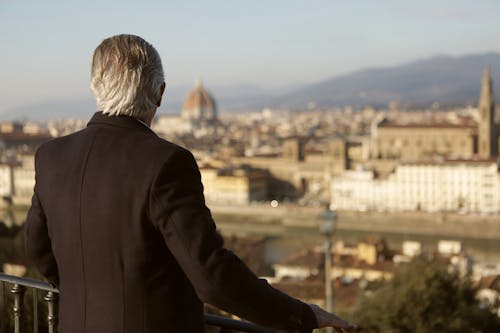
[1,0,500,118]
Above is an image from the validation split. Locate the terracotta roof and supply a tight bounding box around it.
[477,274,500,290]
[380,123,477,129]
[335,257,395,271]
[359,235,385,245]
[272,276,359,306]
[377,118,477,129]
[182,80,216,111]
[276,249,322,267]
[400,158,499,166]
[0,132,51,141]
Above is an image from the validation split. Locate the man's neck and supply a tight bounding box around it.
[134,111,154,127]
[135,117,151,128]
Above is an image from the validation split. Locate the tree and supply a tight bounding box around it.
[352,257,500,333]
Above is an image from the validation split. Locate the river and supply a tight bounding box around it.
[215,219,500,266]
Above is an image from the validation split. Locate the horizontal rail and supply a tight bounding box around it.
[0,273,281,333]
[0,273,58,292]
[205,314,282,333]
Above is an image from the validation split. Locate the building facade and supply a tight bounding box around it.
[370,67,499,161]
[0,155,35,206]
[200,166,267,205]
[181,79,218,130]
[331,160,500,213]
[478,66,499,159]
[153,79,219,137]
[370,121,477,160]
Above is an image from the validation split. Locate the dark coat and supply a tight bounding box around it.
[25,112,316,333]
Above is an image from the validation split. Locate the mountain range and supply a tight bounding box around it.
[273,52,500,109]
[3,52,499,120]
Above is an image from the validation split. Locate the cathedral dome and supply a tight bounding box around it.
[181,79,217,124]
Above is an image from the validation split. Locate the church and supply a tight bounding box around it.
[331,67,500,214]
[153,79,219,137]
[369,67,499,163]
[181,79,218,130]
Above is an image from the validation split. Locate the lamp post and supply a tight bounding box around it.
[319,207,337,333]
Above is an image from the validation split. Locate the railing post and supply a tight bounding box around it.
[45,291,58,333]
[2,274,281,333]
[33,288,39,333]
[11,283,26,333]
[0,282,5,333]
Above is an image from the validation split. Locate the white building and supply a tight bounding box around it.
[0,164,12,198]
[13,155,35,205]
[331,160,500,213]
[152,114,187,135]
[0,155,35,206]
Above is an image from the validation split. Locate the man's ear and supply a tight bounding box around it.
[156,82,166,107]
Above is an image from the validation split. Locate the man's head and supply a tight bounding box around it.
[90,34,165,123]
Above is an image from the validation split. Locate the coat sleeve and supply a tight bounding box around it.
[24,151,59,287]
[149,148,317,333]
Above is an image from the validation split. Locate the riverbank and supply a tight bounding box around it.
[210,203,500,240]
[4,203,500,241]
[211,204,500,263]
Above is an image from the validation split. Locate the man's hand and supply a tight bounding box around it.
[309,304,357,332]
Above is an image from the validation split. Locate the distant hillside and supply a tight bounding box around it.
[275,53,500,108]
[4,53,500,121]
[1,83,275,120]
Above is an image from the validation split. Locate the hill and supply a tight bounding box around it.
[275,53,500,108]
[4,53,500,120]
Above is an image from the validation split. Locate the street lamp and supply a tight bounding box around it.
[319,206,337,333]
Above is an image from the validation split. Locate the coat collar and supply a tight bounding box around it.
[87,111,155,134]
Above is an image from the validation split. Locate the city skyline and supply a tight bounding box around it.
[2,1,500,119]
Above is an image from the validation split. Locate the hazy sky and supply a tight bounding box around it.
[1,1,500,116]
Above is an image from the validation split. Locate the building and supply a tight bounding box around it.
[153,79,219,137]
[0,163,12,198]
[331,160,500,213]
[181,79,217,129]
[370,67,499,162]
[12,155,35,205]
[476,274,500,317]
[478,66,499,159]
[231,137,349,202]
[200,165,267,205]
[0,122,51,152]
[357,236,389,266]
[370,119,477,161]
[332,68,500,214]
[0,154,35,206]
[151,114,186,135]
[272,250,320,281]
[272,238,394,284]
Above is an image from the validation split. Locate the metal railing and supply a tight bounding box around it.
[0,273,280,333]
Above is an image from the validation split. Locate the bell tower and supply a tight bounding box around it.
[477,66,497,159]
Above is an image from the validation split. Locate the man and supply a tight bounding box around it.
[25,34,355,333]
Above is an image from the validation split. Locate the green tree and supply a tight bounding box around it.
[352,257,500,333]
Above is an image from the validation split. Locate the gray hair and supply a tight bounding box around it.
[90,34,164,118]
